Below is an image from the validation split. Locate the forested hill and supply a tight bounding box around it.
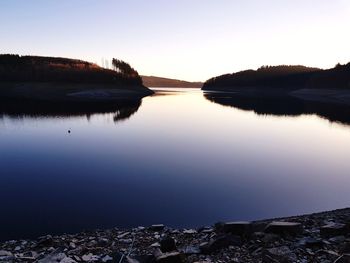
[202,64,350,91]
[141,75,203,88]
[0,54,148,92]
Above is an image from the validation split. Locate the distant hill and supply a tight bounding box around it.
[202,64,350,91]
[142,75,202,88]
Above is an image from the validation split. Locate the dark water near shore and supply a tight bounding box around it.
[1,88,350,241]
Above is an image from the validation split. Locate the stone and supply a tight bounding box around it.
[150,224,165,231]
[22,251,39,259]
[14,245,21,251]
[151,242,161,247]
[37,235,54,247]
[200,234,242,254]
[98,237,109,246]
[128,255,156,263]
[0,250,13,257]
[330,236,346,243]
[263,246,297,263]
[156,252,184,263]
[69,242,76,249]
[321,223,347,237]
[334,254,350,263]
[183,229,197,234]
[297,237,323,248]
[101,255,113,262]
[82,253,99,262]
[201,228,214,234]
[120,238,133,244]
[222,221,252,236]
[38,252,67,263]
[264,221,302,236]
[160,236,177,252]
[261,233,281,244]
[60,257,78,263]
[341,243,350,253]
[118,232,131,238]
[180,245,201,254]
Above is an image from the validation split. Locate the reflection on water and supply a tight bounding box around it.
[204,92,350,126]
[1,88,350,241]
[0,98,142,122]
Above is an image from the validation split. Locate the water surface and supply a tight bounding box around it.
[1,88,350,241]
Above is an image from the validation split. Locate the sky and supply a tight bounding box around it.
[1,0,350,81]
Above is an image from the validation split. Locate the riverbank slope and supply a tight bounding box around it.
[1,208,349,262]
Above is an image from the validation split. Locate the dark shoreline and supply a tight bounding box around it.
[1,208,349,262]
[203,88,350,126]
[0,82,153,102]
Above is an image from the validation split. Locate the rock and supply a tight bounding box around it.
[0,250,13,257]
[222,221,252,236]
[334,254,350,263]
[150,242,161,248]
[101,255,113,262]
[180,245,201,254]
[82,253,99,262]
[261,233,281,244]
[263,246,297,263]
[37,235,54,247]
[117,232,131,239]
[341,243,350,253]
[120,238,133,244]
[160,236,177,252]
[150,224,165,231]
[183,229,197,234]
[156,252,184,263]
[60,257,78,263]
[0,250,14,261]
[14,245,21,251]
[69,242,76,249]
[330,236,346,243]
[98,237,109,246]
[21,251,39,260]
[297,237,323,248]
[38,252,67,263]
[127,255,156,263]
[264,221,302,236]
[321,223,347,237]
[200,228,214,234]
[200,234,241,254]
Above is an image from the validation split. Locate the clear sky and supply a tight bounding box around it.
[1,0,349,81]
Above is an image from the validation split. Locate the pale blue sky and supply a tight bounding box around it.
[1,0,349,81]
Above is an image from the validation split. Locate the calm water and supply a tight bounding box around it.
[1,88,350,241]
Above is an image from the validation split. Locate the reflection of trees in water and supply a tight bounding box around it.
[204,92,350,126]
[0,98,142,123]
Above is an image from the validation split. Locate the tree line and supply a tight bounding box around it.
[0,54,142,86]
[203,64,350,90]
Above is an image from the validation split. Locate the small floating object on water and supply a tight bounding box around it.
[68,129,71,133]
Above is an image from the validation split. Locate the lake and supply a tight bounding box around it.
[1,88,350,241]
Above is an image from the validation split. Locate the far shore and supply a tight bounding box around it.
[203,87,350,106]
[1,208,349,262]
[0,82,153,102]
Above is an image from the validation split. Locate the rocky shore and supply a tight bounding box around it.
[1,208,350,263]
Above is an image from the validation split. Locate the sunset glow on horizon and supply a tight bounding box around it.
[1,0,350,81]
